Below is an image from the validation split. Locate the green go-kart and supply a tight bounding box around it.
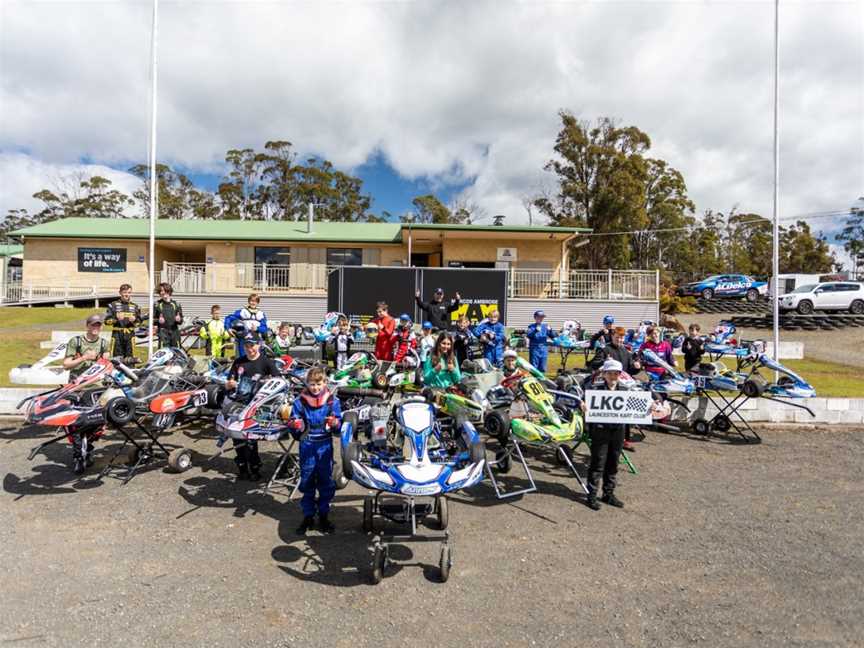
[482,358,588,499]
[329,350,421,392]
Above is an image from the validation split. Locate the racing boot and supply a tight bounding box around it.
[318,514,335,534]
[295,515,315,535]
[236,463,251,481]
[249,464,262,482]
[585,493,601,511]
[601,492,625,508]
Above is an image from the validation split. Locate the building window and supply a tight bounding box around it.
[255,247,291,266]
[327,248,362,266]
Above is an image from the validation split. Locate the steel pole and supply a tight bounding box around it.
[147,0,159,358]
[772,0,781,362]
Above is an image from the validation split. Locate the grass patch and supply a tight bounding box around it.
[0,306,100,330]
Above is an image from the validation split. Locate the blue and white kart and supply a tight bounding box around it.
[677,274,768,302]
[340,397,486,584]
[308,311,366,345]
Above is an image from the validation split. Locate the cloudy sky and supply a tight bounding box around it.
[1,0,861,261]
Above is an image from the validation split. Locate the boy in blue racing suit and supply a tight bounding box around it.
[287,367,342,535]
[224,293,269,359]
[473,309,506,367]
[526,310,556,374]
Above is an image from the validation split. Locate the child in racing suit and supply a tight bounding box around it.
[390,314,418,363]
[329,318,353,369]
[287,367,342,535]
[451,315,475,368]
[526,310,556,374]
[224,293,269,359]
[473,310,506,367]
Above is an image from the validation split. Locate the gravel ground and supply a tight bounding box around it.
[1,420,863,648]
[682,313,864,368]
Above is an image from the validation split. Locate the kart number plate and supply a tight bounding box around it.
[357,405,371,421]
[401,484,441,496]
[692,375,708,389]
[192,390,208,407]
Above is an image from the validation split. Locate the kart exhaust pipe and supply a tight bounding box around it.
[336,387,386,399]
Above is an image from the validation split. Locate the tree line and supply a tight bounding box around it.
[2,117,857,277]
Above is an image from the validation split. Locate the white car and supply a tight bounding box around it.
[779,281,864,314]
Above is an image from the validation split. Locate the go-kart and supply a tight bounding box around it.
[330,349,422,393]
[340,396,486,584]
[307,311,366,346]
[640,349,695,397]
[482,359,587,499]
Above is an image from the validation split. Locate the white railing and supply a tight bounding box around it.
[509,269,657,300]
[160,263,208,293]
[235,263,337,292]
[1,281,111,305]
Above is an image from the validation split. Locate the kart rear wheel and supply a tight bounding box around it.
[692,418,710,435]
[436,496,449,531]
[742,376,767,398]
[701,288,714,300]
[342,441,360,479]
[745,288,759,303]
[494,448,512,474]
[796,300,814,315]
[484,411,510,444]
[362,496,374,533]
[712,415,731,433]
[371,542,385,585]
[439,544,451,583]
[167,448,192,472]
[106,396,134,426]
[372,372,388,390]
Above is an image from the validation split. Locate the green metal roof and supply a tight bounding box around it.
[13,217,403,243]
[0,244,23,257]
[12,217,590,242]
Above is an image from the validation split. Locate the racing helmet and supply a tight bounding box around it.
[603,315,615,326]
[364,322,379,338]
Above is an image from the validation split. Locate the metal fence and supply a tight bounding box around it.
[234,263,334,293]
[509,269,657,300]
[160,263,208,293]
[0,281,111,305]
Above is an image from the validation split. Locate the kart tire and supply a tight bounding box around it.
[167,448,192,473]
[494,448,512,474]
[742,376,767,398]
[745,288,759,303]
[484,411,510,444]
[126,445,142,466]
[712,415,731,433]
[105,396,135,426]
[439,544,451,583]
[701,288,714,300]
[371,542,385,585]
[363,496,374,534]
[372,372,388,390]
[692,418,710,435]
[556,444,574,467]
[342,441,360,479]
[333,464,349,490]
[469,439,486,466]
[850,300,864,315]
[436,496,449,531]
[204,384,224,409]
[796,300,814,315]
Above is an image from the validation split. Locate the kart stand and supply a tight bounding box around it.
[364,493,452,584]
[98,418,191,485]
[264,438,301,498]
[690,391,814,444]
[485,439,538,499]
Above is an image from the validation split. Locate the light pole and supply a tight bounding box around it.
[771,0,781,362]
[146,0,159,359]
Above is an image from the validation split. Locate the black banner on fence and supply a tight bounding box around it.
[77,247,127,273]
[328,267,507,325]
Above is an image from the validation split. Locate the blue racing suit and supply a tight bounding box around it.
[473,320,506,367]
[290,389,342,517]
[224,307,269,358]
[526,322,556,374]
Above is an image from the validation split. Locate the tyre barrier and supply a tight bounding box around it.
[694,299,771,315]
[730,314,864,331]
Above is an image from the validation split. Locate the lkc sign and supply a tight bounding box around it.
[584,390,653,425]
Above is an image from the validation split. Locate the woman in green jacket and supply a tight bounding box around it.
[422,332,462,388]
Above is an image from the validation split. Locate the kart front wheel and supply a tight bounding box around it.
[333,464,349,490]
[362,496,374,533]
[371,542,385,585]
[796,300,814,315]
[105,396,134,426]
[712,415,731,433]
[167,448,192,472]
[494,448,512,474]
[439,543,451,583]
[692,418,710,436]
[484,411,510,444]
[342,441,360,479]
[701,288,714,300]
[436,496,449,531]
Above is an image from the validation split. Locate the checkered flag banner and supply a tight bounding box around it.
[626,396,649,414]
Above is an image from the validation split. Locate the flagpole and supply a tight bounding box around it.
[147,0,159,358]
[771,0,780,362]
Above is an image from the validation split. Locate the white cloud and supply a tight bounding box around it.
[0,0,861,223]
[0,153,141,217]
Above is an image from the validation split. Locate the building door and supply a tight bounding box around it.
[411,253,431,267]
